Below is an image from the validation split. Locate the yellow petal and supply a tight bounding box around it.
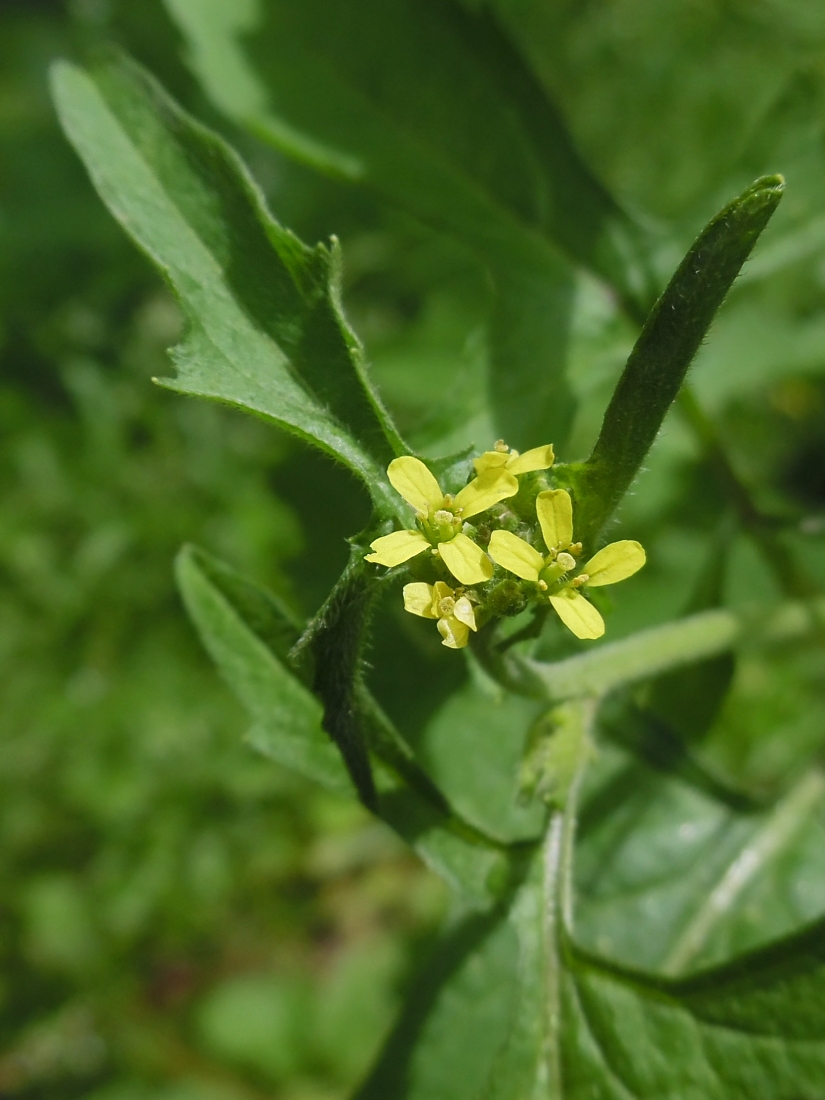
[488,530,544,582]
[536,489,573,551]
[437,533,493,585]
[473,451,510,475]
[454,469,518,518]
[453,596,477,631]
[402,582,437,618]
[584,540,646,587]
[432,580,455,603]
[506,444,555,475]
[365,529,430,567]
[549,588,605,640]
[437,615,471,649]
[387,456,444,511]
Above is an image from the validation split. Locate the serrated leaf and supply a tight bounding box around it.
[50,52,402,513]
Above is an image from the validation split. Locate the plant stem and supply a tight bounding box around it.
[540,698,593,1096]
[511,596,825,703]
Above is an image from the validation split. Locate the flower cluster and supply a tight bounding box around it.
[365,441,645,649]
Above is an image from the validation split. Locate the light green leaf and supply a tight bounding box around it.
[50,52,402,513]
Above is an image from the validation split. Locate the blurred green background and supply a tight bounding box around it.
[3,0,825,1096]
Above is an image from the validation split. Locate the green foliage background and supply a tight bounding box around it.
[3,1,825,1097]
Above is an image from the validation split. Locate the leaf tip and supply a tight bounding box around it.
[741,173,785,215]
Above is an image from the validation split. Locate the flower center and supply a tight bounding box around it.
[438,596,456,617]
[421,507,463,544]
[539,550,578,590]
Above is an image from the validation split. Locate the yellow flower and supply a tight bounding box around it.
[487,488,645,640]
[473,439,555,477]
[365,456,518,585]
[403,580,478,649]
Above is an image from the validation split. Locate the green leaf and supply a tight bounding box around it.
[360,811,825,1098]
[163,0,658,447]
[50,51,402,513]
[175,544,352,793]
[560,920,825,1098]
[182,543,303,664]
[176,544,513,904]
[489,258,576,450]
[570,176,784,547]
[644,523,736,745]
[289,546,380,808]
[419,678,546,844]
[575,753,825,974]
[163,0,651,299]
[355,909,522,1100]
[597,697,759,814]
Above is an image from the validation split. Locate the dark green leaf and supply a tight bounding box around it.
[290,547,380,808]
[570,176,784,547]
[164,0,650,298]
[50,51,403,512]
[489,258,576,450]
[644,521,736,744]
